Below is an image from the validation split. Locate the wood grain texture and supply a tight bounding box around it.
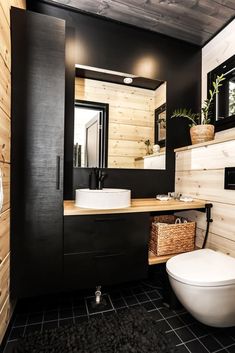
[0,0,26,343]
[75,77,159,168]
[202,19,235,102]
[0,108,10,163]
[0,162,10,213]
[0,54,11,118]
[0,254,9,312]
[50,0,235,45]
[176,139,235,171]
[175,140,235,256]
[0,296,10,343]
[0,4,11,70]
[64,198,207,216]
[175,169,235,205]
[0,210,10,264]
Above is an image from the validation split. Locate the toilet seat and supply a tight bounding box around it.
[166,249,235,287]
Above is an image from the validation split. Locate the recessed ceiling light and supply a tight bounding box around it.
[123,77,133,84]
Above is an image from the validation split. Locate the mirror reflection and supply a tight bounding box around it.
[74,65,167,169]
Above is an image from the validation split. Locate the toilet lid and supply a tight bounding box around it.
[166,249,235,287]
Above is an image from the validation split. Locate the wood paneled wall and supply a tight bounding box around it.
[0,0,26,343]
[175,139,235,256]
[175,20,235,258]
[75,78,160,168]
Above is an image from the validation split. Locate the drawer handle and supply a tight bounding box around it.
[94,252,124,259]
[56,156,61,190]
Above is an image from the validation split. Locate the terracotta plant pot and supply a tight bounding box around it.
[190,124,215,145]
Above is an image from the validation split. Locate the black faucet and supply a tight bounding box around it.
[96,168,107,190]
[89,168,107,190]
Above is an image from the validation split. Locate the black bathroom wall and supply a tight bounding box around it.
[27,0,201,199]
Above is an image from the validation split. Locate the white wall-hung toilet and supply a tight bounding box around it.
[166,249,235,327]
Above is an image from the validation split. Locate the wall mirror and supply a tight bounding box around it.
[208,54,235,131]
[74,64,167,170]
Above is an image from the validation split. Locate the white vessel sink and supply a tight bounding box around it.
[75,188,131,209]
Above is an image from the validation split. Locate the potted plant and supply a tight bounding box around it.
[171,74,225,145]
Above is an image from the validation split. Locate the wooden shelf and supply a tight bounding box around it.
[148,247,200,265]
[148,251,173,265]
[64,198,208,216]
[174,135,235,153]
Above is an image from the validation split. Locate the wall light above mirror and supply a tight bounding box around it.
[74,64,167,170]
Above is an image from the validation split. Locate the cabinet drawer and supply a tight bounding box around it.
[64,213,149,254]
[0,297,10,344]
[63,246,148,289]
[63,253,96,289]
[0,254,9,311]
[0,210,10,264]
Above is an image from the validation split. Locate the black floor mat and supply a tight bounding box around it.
[14,307,177,353]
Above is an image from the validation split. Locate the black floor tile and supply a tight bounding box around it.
[167,316,185,329]
[154,318,172,332]
[200,334,223,352]
[186,339,209,353]
[13,314,28,327]
[175,344,190,353]
[109,291,122,300]
[42,320,58,330]
[189,322,211,337]
[215,332,235,347]
[59,308,73,319]
[86,294,113,314]
[227,344,235,353]
[141,301,156,311]
[3,341,18,353]
[135,293,149,302]
[73,304,87,316]
[8,327,24,340]
[175,326,195,342]
[149,309,163,321]
[58,318,74,327]
[152,298,164,309]
[74,315,88,325]
[24,323,42,335]
[27,312,43,324]
[178,312,196,325]
[166,331,182,345]
[123,296,138,306]
[159,307,175,319]
[146,290,161,300]
[44,310,58,322]
[111,298,127,309]
[2,280,235,353]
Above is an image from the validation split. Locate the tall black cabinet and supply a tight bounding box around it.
[11,8,65,297]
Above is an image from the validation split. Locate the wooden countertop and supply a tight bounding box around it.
[64,198,207,216]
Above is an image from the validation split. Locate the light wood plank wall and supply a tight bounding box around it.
[75,78,162,168]
[175,20,235,257]
[0,0,26,343]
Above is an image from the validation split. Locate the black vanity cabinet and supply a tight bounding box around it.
[11,9,65,297]
[63,213,150,289]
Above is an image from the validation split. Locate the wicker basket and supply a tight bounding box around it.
[149,215,196,256]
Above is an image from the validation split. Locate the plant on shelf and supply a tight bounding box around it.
[143,139,152,155]
[171,74,225,144]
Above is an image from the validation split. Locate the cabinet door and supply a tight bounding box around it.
[11,9,65,297]
[64,213,150,289]
[64,213,150,254]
